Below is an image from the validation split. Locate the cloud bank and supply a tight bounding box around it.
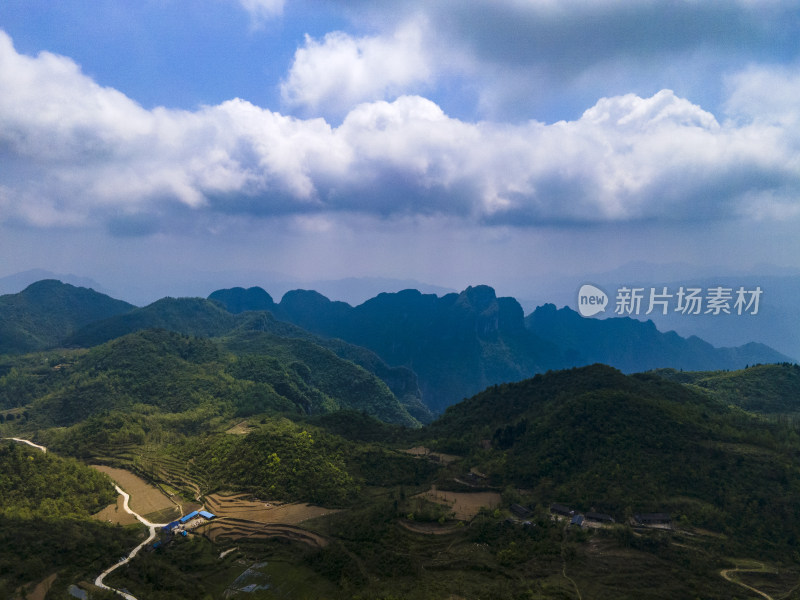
[1,28,799,238]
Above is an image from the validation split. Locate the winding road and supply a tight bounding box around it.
[5,437,47,453]
[4,437,163,600]
[94,484,168,600]
[720,562,776,600]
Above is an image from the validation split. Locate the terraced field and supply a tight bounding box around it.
[415,487,502,520]
[202,519,328,549]
[199,493,337,549]
[91,465,180,521]
[131,448,210,502]
[205,493,339,524]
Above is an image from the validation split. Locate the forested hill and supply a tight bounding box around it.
[1,328,419,428]
[652,363,800,414]
[215,285,565,412]
[65,296,430,422]
[212,284,792,412]
[424,364,800,555]
[0,279,135,354]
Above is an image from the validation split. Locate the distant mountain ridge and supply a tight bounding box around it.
[0,280,792,416]
[526,303,793,372]
[211,284,793,412]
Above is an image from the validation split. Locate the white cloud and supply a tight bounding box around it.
[235,0,284,25]
[1,29,799,237]
[280,20,432,118]
[321,0,800,121]
[724,63,800,125]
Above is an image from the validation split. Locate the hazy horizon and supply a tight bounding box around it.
[2,2,799,314]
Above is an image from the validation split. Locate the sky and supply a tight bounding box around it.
[1,0,799,306]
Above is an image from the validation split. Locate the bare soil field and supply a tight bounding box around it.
[91,465,179,520]
[91,493,139,526]
[403,446,460,464]
[25,572,57,600]
[202,519,328,549]
[399,520,462,535]
[205,492,339,524]
[416,488,502,520]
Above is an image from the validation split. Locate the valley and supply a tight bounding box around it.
[2,280,800,598]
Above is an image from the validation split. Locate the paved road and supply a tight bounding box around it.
[4,437,47,453]
[4,437,164,600]
[94,485,168,600]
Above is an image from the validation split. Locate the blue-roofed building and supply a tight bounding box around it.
[179,510,199,524]
[163,521,179,531]
[570,514,584,527]
[199,510,216,520]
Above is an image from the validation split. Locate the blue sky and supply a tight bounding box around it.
[1,0,799,304]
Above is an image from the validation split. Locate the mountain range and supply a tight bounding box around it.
[3,280,800,599]
[0,279,793,414]
[210,284,793,411]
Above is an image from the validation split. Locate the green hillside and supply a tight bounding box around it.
[0,440,140,598]
[4,361,800,598]
[66,296,239,346]
[427,364,800,556]
[0,280,135,355]
[1,328,418,433]
[66,295,432,422]
[652,362,800,414]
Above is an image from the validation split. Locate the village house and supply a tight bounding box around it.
[633,513,672,527]
[585,511,615,524]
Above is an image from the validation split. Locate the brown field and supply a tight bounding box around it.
[26,573,57,600]
[416,487,502,520]
[402,446,461,464]
[201,519,328,548]
[205,492,339,524]
[197,493,338,549]
[91,493,139,526]
[91,465,179,521]
[399,520,462,535]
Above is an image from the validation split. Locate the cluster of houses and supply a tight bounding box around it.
[164,509,216,532]
[549,503,672,529]
[152,510,216,549]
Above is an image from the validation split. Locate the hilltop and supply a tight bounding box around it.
[0,280,134,355]
[426,364,800,554]
[652,362,800,414]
